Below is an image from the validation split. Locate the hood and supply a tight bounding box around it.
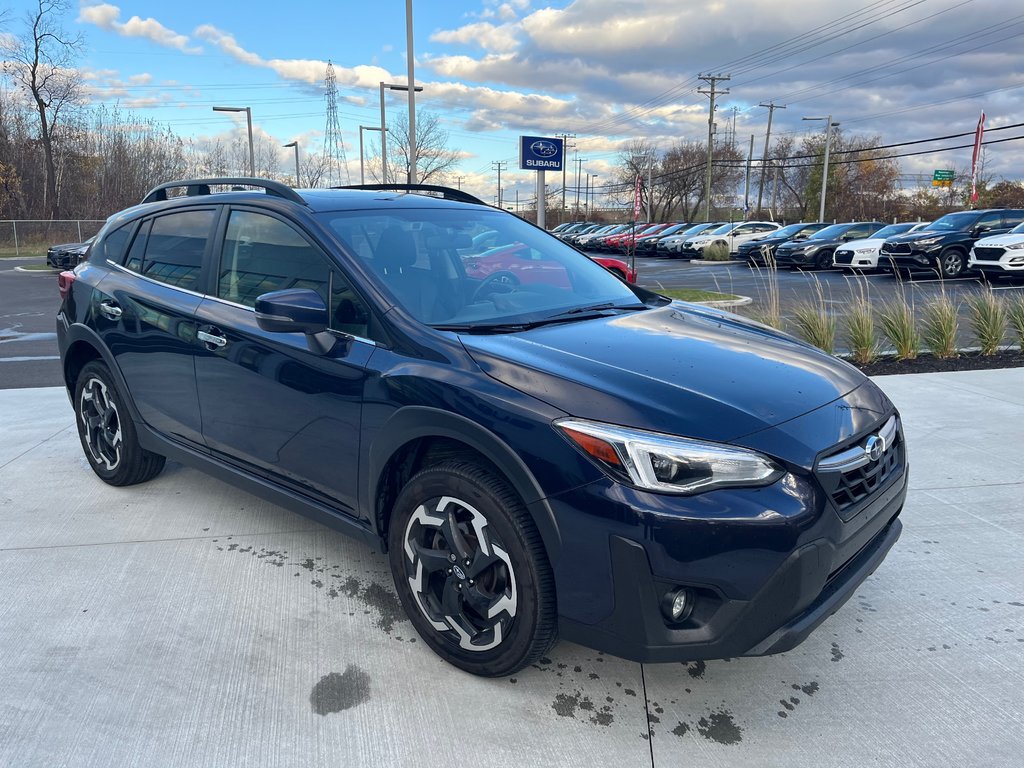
[459,303,867,444]
[884,229,957,244]
[778,238,837,251]
[837,237,884,251]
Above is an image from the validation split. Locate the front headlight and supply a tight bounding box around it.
[1005,241,1024,250]
[556,419,784,494]
[914,236,943,246]
[854,247,876,254]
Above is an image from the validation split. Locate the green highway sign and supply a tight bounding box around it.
[932,169,955,187]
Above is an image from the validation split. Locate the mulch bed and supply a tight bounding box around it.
[855,350,1024,376]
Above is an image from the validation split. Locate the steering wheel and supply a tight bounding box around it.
[472,270,520,302]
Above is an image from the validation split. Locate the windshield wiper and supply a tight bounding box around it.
[433,304,647,334]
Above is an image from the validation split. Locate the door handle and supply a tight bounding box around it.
[197,329,228,348]
[98,300,122,320]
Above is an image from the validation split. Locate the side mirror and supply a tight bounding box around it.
[255,289,329,335]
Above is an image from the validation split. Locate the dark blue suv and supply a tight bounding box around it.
[56,178,906,677]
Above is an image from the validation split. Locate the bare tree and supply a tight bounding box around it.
[373,110,460,184]
[1,0,83,219]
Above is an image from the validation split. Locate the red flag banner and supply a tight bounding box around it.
[633,175,643,219]
[971,112,986,203]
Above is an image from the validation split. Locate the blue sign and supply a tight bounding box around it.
[519,135,564,171]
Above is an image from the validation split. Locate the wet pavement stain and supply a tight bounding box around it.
[311,665,371,715]
[549,690,616,727]
[686,660,706,679]
[696,710,743,745]
[831,642,844,662]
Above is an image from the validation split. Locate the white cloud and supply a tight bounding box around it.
[430,22,519,53]
[78,4,200,53]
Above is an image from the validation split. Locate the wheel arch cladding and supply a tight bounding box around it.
[368,406,562,563]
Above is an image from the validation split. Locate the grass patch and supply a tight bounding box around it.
[701,242,732,261]
[19,263,60,272]
[920,294,960,359]
[1007,294,1024,352]
[878,295,919,360]
[966,290,1007,356]
[844,296,879,365]
[659,288,741,303]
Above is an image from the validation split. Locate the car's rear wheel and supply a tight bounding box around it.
[74,361,165,486]
[388,460,556,677]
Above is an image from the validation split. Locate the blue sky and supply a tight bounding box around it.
[4,1,1023,205]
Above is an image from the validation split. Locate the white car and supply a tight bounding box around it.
[680,221,781,256]
[833,222,930,271]
[969,221,1024,277]
[656,223,724,256]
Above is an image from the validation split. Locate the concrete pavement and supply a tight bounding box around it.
[1,370,1022,767]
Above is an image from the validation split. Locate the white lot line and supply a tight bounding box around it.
[989,283,1024,290]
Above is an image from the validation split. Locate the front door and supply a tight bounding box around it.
[193,208,375,515]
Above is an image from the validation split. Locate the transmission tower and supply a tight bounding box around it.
[323,61,351,187]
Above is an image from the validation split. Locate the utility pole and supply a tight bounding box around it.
[744,134,755,217]
[699,74,730,222]
[729,106,739,147]
[557,133,576,224]
[492,161,507,208]
[756,102,785,218]
[770,159,782,218]
[574,156,584,217]
[455,176,464,190]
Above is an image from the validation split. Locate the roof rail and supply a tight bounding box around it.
[141,177,307,206]
[334,183,487,206]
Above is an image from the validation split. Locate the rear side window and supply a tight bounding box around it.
[141,210,215,290]
[95,223,133,264]
[1003,210,1024,228]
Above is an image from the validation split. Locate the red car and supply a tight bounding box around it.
[464,242,637,285]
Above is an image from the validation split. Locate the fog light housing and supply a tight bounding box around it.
[661,587,693,623]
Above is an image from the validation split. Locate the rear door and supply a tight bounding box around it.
[94,207,217,447]
[193,207,376,515]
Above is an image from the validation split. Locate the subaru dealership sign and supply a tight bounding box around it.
[519,136,564,171]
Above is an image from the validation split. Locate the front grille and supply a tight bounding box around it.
[881,243,911,255]
[817,417,904,515]
[834,249,853,263]
[973,246,1005,261]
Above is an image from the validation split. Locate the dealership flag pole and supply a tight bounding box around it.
[970,111,986,206]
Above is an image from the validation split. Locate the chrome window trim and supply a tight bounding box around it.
[106,259,377,347]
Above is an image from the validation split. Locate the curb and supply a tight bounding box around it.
[697,296,753,308]
[14,266,59,273]
[688,259,743,265]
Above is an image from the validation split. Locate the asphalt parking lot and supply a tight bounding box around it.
[2,363,1022,766]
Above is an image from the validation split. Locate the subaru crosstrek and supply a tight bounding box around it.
[56,178,906,677]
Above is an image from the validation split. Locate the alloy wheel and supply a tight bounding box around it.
[402,495,517,652]
[78,376,122,471]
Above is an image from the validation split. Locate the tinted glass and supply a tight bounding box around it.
[873,223,915,239]
[125,220,150,272]
[923,212,982,231]
[1010,222,1024,234]
[97,223,133,264]
[1004,211,1024,228]
[317,208,638,327]
[810,224,852,240]
[219,210,329,307]
[142,210,215,290]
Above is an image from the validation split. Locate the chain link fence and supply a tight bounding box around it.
[0,220,107,258]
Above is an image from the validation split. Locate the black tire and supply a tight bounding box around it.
[815,249,835,270]
[388,460,556,677]
[74,361,165,486]
[938,248,966,279]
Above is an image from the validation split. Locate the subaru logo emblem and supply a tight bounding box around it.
[530,140,557,157]
[864,435,885,462]
[453,564,466,580]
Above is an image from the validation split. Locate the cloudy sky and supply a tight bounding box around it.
[5,0,1023,205]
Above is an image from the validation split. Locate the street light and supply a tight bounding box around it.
[359,126,382,185]
[589,174,599,220]
[405,0,418,184]
[803,115,840,222]
[379,82,424,184]
[213,106,254,177]
[283,141,299,187]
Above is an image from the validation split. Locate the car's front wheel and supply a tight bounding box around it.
[388,460,556,677]
[74,361,165,486]
[939,248,966,279]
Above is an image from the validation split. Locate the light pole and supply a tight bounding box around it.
[359,126,382,185]
[379,82,424,184]
[405,0,417,184]
[283,141,299,186]
[803,115,840,222]
[590,174,598,220]
[213,106,254,177]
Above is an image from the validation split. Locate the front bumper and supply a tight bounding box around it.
[774,249,814,266]
[880,246,939,271]
[556,462,907,663]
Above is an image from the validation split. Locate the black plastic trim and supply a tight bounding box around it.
[333,183,486,205]
[142,177,307,206]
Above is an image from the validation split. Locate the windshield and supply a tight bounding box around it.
[773,223,815,238]
[810,223,851,240]
[872,223,914,239]
[681,223,721,237]
[317,208,642,330]
[707,223,735,236]
[655,223,687,237]
[1011,222,1024,234]
[922,212,981,232]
